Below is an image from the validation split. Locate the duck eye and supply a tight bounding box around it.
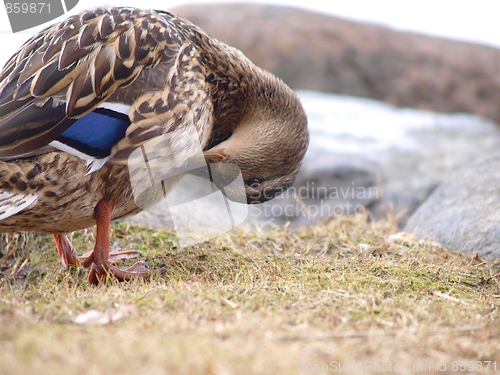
[248,178,262,186]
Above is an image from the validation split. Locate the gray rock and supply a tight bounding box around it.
[247,152,381,227]
[405,153,500,257]
[259,92,500,227]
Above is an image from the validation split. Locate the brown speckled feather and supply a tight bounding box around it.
[0,7,211,160]
[0,153,144,232]
[1,8,181,110]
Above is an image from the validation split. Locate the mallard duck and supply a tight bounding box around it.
[0,7,309,284]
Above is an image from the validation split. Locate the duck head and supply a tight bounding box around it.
[202,75,309,204]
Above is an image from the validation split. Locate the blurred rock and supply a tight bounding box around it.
[250,92,500,227]
[247,152,381,227]
[171,3,500,125]
[405,153,500,257]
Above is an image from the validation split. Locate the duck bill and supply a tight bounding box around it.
[185,151,225,181]
[185,153,247,204]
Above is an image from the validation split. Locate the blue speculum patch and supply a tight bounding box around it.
[58,108,130,158]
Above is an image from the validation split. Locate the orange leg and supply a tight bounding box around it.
[53,233,79,269]
[82,198,164,285]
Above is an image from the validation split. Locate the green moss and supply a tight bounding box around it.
[1,216,499,375]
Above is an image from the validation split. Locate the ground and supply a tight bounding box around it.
[0,216,499,375]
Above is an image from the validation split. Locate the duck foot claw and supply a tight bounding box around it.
[87,262,166,285]
[121,260,149,273]
[81,250,143,264]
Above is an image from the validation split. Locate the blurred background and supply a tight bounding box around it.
[1,1,500,252]
[2,1,500,50]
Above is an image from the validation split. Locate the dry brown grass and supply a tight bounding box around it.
[1,216,499,375]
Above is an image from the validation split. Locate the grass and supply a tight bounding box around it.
[0,215,499,375]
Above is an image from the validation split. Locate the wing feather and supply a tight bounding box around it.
[112,43,213,168]
[0,7,190,160]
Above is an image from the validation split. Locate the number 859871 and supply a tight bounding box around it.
[5,2,51,13]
